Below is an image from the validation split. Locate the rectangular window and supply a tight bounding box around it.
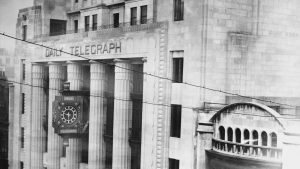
[130,7,137,25]
[170,104,181,138]
[174,0,184,21]
[172,57,183,83]
[140,5,147,24]
[20,161,24,169]
[74,20,78,33]
[21,93,25,114]
[75,0,78,3]
[22,62,25,80]
[92,14,97,31]
[113,13,119,28]
[21,127,24,148]
[169,158,180,169]
[50,19,67,36]
[22,25,27,40]
[85,16,90,32]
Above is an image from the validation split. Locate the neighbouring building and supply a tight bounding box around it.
[9,0,300,169]
[0,66,9,169]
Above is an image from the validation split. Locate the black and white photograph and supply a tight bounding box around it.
[0,0,300,169]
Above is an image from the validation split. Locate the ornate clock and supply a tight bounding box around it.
[52,95,87,136]
[61,105,78,124]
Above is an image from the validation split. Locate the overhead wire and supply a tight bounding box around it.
[0,78,299,120]
[0,32,296,108]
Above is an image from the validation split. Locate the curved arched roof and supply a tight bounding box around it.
[209,102,285,128]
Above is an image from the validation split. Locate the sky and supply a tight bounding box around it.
[0,0,33,53]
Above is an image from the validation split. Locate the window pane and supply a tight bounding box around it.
[170,104,181,138]
[22,25,27,40]
[50,19,67,36]
[169,158,180,169]
[74,20,78,33]
[92,14,97,31]
[131,7,137,25]
[113,13,119,28]
[85,16,90,32]
[174,0,184,21]
[172,57,183,83]
[140,5,147,24]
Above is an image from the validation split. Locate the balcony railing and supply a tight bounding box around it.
[34,19,158,39]
[212,138,282,160]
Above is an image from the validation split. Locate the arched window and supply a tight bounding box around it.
[261,131,268,146]
[243,129,250,154]
[244,129,250,144]
[270,132,277,147]
[228,127,233,141]
[261,131,268,156]
[252,130,258,145]
[235,128,241,143]
[252,130,259,155]
[235,128,241,153]
[270,132,277,157]
[219,126,225,140]
[227,127,233,152]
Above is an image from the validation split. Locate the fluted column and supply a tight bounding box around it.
[88,61,107,169]
[112,59,133,169]
[30,63,46,169]
[66,61,83,169]
[47,62,64,169]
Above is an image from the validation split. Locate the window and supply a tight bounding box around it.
[21,127,24,148]
[169,158,179,169]
[235,128,241,143]
[50,19,67,36]
[22,25,27,40]
[219,126,225,140]
[271,132,277,147]
[92,14,97,31]
[75,0,78,3]
[113,13,119,28]
[174,0,184,21]
[74,20,78,33]
[140,5,147,24]
[22,62,25,80]
[20,161,24,169]
[252,130,258,145]
[85,16,90,32]
[21,93,25,114]
[172,57,183,83]
[130,7,137,25]
[170,104,181,138]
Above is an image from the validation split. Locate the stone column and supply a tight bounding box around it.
[66,61,83,169]
[88,61,107,169]
[47,62,64,169]
[30,63,46,169]
[112,59,133,169]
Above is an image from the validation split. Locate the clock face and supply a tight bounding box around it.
[60,105,78,124]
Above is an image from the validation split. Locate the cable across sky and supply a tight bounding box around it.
[0,31,297,108]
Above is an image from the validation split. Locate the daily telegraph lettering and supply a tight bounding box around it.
[46,41,121,57]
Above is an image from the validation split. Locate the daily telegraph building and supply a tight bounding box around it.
[9,1,300,169]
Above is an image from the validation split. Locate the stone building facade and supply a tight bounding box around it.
[9,0,300,169]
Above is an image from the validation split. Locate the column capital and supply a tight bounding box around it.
[66,60,82,65]
[113,59,130,64]
[32,63,46,79]
[48,61,62,66]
